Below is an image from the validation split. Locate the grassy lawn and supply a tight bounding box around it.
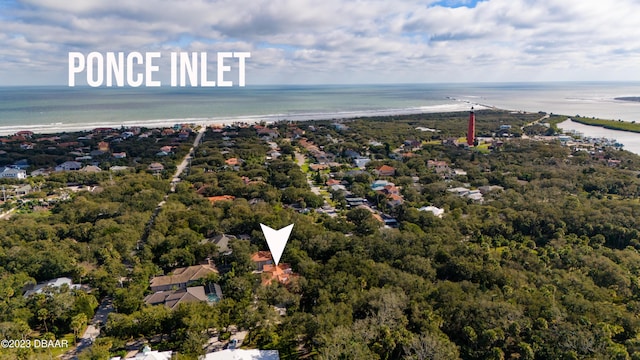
[41,332,76,358]
[476,142,491,154]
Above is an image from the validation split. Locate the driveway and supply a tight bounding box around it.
[60,297,114,359]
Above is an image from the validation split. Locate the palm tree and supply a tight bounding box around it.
[71,313,88,344]
[37,308,49,333]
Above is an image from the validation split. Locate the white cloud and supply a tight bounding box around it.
[1,0,640,84]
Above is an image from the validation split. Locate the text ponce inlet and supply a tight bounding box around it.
[68,51,250,87]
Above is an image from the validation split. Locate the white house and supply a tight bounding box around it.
[55,161,82,172]
[201,350,280,360]
[110,346,172,360]
[418,206,445,218]
[353,157,371,169]
[23,277,81,297]
[0,167,27,179]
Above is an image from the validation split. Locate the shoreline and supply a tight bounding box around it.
[568,116,640,133]
[0,103,488,136]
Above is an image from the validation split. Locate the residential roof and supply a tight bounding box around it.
[23,277,80,297]
[110,166,131,172]
[309,164,329,171]
[57,161,82,168]
[225,157,241,166]
[376,165,395,174]
[251,251,272,263]
[150,264,218,289]
[80,165,102,173]
[0,168,26,175]
[144,286,208,309]
[205,234,235,254]
[427,160,448,167]
[148,162,164,171]
[201,349,280,360]
[261,264,297,286]
[418,206,445,217]
[207,195,235,203]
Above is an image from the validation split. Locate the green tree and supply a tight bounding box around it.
[70,313,87,344]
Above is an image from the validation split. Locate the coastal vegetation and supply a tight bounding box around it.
[3,110,640,358]
[570,116,640,133]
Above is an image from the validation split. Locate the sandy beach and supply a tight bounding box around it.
[0,102,486,136]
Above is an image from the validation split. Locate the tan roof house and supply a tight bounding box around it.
[150,264,218,292]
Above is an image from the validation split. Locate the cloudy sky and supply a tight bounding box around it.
[2,0,640,85]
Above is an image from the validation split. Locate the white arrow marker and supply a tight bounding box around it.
[260,223,294,265]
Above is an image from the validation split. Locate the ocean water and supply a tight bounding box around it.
[0,84,467,134]
[1,82,639,151]
[557,119,640,155]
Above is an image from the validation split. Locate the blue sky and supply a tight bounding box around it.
[1,0,639,85]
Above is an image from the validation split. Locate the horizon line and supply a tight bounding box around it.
[3,80,640,88]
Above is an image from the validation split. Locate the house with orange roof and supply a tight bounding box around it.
[310,164,329,171]
[261,264,298,286]
[92,127,113,134]
[251,251,274,271]
[58,142,79,148]
[372,213,384,223]
[383,184,400,195]
[225,157,242,166]
[208,195,235,204]
[16,130,33,138]
[375,165,396,176]
[97,141,109,152]
[387,193,404,207]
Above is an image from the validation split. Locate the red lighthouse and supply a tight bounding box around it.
[467,107,476,147]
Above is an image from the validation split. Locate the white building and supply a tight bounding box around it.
[418,206,445,218]
[201,350,280,360]
[55,161,82,172]
[0,167,27,179]
[23,277,81,297]
[110,346,172,360]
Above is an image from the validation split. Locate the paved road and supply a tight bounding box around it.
[0,207,16,219]
[70,127,208,358]
[294,151,305,167]
[521,114,551,139]
[60,297,114,359]
[171,126,207,191]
